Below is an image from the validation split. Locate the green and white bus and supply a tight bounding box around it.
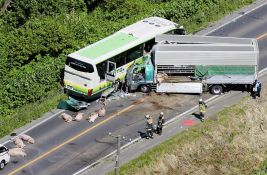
[63,17,185,99]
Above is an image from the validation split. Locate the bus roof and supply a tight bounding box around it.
[68,17,178,64]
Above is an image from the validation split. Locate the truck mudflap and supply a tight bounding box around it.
[156,82,202,94]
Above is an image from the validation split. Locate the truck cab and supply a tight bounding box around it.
[126,58,154,93]
[0,144,10,170]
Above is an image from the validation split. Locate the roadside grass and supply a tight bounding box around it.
[111,89,267,175]
[0,89,67,137]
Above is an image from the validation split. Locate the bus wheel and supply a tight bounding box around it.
[140,85,150,93]
[210,85,223,95]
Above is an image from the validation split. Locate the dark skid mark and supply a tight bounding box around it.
[94,138,115,146]
[68,142,77,146]
[150,101,175,110]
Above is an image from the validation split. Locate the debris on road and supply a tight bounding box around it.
[61,113,73,123]
[20,134,35,144]
[8,148,26,157]
[57,96,90,111]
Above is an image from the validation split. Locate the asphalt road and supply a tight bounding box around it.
[2,1,267,175]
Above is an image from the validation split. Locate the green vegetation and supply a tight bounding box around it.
[0,0,254,137]
[112,92,267,175]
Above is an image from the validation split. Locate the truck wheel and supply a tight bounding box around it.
[0,160,5,169]
[210,85,223,95]
[140,85,150,93]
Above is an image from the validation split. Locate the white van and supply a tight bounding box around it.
[0,144,10,170]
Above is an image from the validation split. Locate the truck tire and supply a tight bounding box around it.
[210,85,223,95]
[140,85,150,93]
[0,160,5,170]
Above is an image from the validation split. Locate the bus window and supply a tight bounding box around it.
[110,53,126,68]
[166,28,186,35]
[126,44,143,63]
[66,57,94,73]
[96,61,106,80]
[144,39,155,53]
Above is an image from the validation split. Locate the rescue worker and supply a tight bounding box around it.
[145,114,154,139]
[156,112,165,135]
[252,79,262,99]
[199,98,207,122]
[256,80,262,97]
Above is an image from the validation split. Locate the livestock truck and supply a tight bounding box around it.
[126,34,259,95]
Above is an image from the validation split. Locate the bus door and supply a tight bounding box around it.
[106,61,116,82]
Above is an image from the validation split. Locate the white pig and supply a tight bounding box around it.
[97,107,106,117]
[88,112,99,123]
[14,138,25,148]
[20,134,35,144]
[74,113,83,122]
[8,148,27,157]
[61,113,73,122]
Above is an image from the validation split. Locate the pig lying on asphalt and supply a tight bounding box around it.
[20,134,35,144]
[74,113,83,122]
[61,113,73,122]
[97,107,106,117]
[8,148,27,157]
[88,112,99,123]
[13,137,25,148]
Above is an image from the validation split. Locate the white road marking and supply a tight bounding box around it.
[2,110,64,145]
[204,0,267,36]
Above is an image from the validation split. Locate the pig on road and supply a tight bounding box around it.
[8,148,27,157]
[61,113,73,122]
[74,113,83,121]
[20,134,35,144]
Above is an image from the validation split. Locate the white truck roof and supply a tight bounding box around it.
[154,35,259,66]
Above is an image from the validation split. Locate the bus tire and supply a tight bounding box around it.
[210,85,223,95]
[140,85,150,93]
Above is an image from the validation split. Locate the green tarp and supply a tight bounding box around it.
[195,65,255,77]
[57,96,89,111]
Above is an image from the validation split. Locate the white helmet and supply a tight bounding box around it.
[160,112,164,115]
[199,98,203,102]
[145,115,150,119]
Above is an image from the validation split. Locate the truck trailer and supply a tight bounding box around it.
[126,34,259,95]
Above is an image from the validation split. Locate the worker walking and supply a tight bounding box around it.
[156,112,165,135]
[199,98,207,122]
[145,115,154,139]
[252,79,262,99]
[256,80,262,97]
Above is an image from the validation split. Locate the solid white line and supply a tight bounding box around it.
[204,0,267,35]
[73,137,140,175]
[2,110,64,145]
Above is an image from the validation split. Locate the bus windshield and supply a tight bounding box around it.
[66,57,94,73]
